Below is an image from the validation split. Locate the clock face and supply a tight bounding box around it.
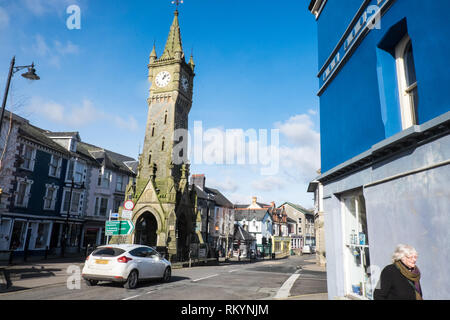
[181,76,189,92]
[155,71,171,88]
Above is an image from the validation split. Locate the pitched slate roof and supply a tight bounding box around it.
[191,184,233,208]
[233,224,256,241]
[281,202,314,216]
[76,141,137,175]
[234,208,270,222]
[18,122,73,157]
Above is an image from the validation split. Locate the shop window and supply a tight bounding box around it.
[341,192,372,299]
[0,218,12,250]
[34,223,50,249]
[9,220,26,250]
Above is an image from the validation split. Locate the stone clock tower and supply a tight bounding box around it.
[111,9,196,262]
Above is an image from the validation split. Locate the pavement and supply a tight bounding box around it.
[0,253,327,299]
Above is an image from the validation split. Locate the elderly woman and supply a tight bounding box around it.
[374,244,423,300]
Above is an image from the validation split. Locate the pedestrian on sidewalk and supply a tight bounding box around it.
[374,244,423,300]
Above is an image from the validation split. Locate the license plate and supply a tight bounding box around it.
[95,259,109,264]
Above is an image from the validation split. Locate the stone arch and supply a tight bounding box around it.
[132,207,163,247]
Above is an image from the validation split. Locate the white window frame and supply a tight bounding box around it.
[94,196,109,216]
[48,155,62,178]
[61,188,84,216]
[14,178,33,208]
[395,34,418,129]
[43,183,59,211]
[98,168,112,189]
[19,144,36,171]
[115,174,126,192]
[66,159,86,184]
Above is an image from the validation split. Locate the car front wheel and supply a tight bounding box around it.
[124,270,138,289]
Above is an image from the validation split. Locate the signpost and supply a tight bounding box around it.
[105,220,134,236]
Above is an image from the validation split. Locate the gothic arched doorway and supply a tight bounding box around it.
[134,212,158,247]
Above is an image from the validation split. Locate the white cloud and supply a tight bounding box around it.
[0,7,10,29]
[21,0,78,16]
[31,34,80,69]
[26,97,139,132]
[275,114,320,148]
[206,176,239,193]
[251,175,286,192]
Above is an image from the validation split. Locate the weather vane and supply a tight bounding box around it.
[171,0,184,10]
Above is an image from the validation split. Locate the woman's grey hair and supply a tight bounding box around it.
[392,244,418,263]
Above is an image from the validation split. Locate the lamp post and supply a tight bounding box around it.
[61,177,85,257]
[1,56,40,133]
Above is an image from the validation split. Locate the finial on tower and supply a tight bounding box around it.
[171,0,184,13]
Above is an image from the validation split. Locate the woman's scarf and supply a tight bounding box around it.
[394,260,423,300]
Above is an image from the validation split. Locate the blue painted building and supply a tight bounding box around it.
[309,0,450,299]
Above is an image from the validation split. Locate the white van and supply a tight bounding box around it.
[302,245,311,254]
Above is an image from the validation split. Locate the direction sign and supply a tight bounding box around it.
[105,220,135,236]
[110,213,119,219]
[119,220,134,235]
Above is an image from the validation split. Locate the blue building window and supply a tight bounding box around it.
[377,19,419,138]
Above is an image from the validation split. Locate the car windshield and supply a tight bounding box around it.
[92,247,126,257]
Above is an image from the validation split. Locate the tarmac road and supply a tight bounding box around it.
[0,254,327,300]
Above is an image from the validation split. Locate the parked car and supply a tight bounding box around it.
[302,245,312,254]
[311,246,316,254]
[82,244,171,289]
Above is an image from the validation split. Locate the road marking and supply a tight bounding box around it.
[122,294,141,300]
[228,269,238,273]
[273,270,301,299]
[191,274,218,282]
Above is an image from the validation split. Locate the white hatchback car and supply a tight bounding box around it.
[82,244,171,289]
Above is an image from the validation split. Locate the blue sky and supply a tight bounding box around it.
[0,0,320,207]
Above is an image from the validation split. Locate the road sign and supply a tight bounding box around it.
[123,200,135,211]
[105,220,135,236]
[122,209,133,220]
[119,220,134,235]
[110,212,119,219]
[105,221,120,236]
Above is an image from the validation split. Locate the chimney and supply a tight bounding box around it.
[252,196,257,206]
[191,174,206,189]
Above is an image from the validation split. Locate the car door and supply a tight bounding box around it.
[148,248,165,277]
[129,247,152,278]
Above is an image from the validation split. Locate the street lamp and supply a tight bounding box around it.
[1,56,40,133]
[61,177,85,257]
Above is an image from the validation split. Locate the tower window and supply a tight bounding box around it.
[164,112,168,125]
[395,35,418,129]
[148,151,152,165]
[151,125,155,137]
[161,139,165,151]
